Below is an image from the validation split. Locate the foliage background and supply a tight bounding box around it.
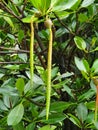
[0,0,98,130]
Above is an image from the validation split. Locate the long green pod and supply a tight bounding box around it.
[30,16,34,87]
[45,18,53,120]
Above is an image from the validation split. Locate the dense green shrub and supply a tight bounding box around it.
[0,0,98,129]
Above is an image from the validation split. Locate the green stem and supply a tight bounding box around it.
[46,27,53,120]
[30,17,34,87]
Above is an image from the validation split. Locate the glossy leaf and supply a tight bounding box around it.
[0,87,18,96]
[26,123,35,130]
[67,113,81,128]
[42,113,66,124]
[75,57,87,73]
[30,0,51,14]
[0,100,8,111]
[18,30,24,42]
[91,59,98,73]
[76,103,88,123]
[51,67,59,79]
[71,0,82,10]
[50,101,75,112]
[26,72,44,85]
[13,122,25,130]
[4,16,14,28]
[86,101,95,110]
[74,36,86,51]
[7,103,24,126]
[78,13,88,23]
[0,73,4,78]
[22,16,38,23]
[51,0,78,12]
[16,78,25,95]
[39,125,56,130]
[18,53,27,62]
[81,0,95,7]
[4,65,19,70]
[78,89,95,101]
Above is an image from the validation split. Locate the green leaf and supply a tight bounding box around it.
[0,87,18,96]
[26,72,44,85]
[7,34,15,40]
[4,16,14,28]
[7,103,24,126]
[18,53,27,62]
[30,0,51,14]
[78,89,95,101]
[55,28,68,38]
[0,100,8,111]
[90,47,98,52]
[42,113,66,124]
[67,113,81,128]
[16,78,25,95]
[86,101,95,110]
[71,0,82,10]
[82,59,90,72]
[39,125,56,130]
[63,85,74,98]
[81,0,95,7]
[75,57,90,81]
[26,123,35,130]
[76,103,88,123]
[13,122,25,130]
[81,71,89,81]
[50,102,74,112]
[4,65,19,70]
[18,30,24,42]
[75,57,87,73]
[52,11,70,20]
[22,16,38,23]
[74,36,86,51]
[51,0,78,12]
[91,37,97,47]
[0,73,4,78]
[78,13,88,23]
[54,72,74,81]
[91,59,98,74]
[51,67,59,79]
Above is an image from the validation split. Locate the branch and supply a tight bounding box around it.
[54,12,75,35]
[0,46,29,53]
[25,97,45,107]
[0,2,24,24]
[0,62,29,64]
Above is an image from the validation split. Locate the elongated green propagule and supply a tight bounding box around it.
[45,18,53,120]
[30,16,34,87]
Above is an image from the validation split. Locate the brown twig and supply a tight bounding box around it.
[25,97,45,107]
[35,48,47,69]
[0,2,23,24]
[54,12,75,35]
[0,51,27,54]
[0,62,29,64]
[0,46,29,53]
[34,25,47,58]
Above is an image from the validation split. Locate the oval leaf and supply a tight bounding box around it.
[16,78,25,95]
[7,103,24,126]
[51,0,78,12]
[75,57,87,72]
[74,36,86,50]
